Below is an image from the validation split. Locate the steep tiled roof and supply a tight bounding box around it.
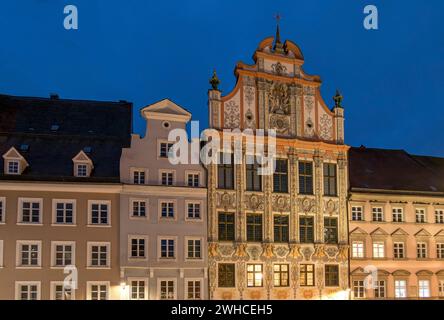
[349,146,444,194]
[0,94,132,182]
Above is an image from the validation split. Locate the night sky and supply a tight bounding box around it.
[1,1,443,156]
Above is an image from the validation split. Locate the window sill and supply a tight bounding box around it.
[128,257,148,261]
[87,224,111,228]
[50,266,72,269]
[86,266,111,270]
[184,218,203,223]
[16,223,43,226]
[185,258,204,262]
[16,266,42,269]
[51,223,77,227]
[129,216,149,220]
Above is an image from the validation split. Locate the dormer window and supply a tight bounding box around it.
[3,147,29,175]
[72,150,94,178]
[7,160,20,174]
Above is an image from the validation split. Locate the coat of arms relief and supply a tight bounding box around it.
[268,81,290,135]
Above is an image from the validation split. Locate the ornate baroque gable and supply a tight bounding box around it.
[209,33,344,144]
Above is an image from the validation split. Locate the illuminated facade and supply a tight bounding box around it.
[206,28,350,300]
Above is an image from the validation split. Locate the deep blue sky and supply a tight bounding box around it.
[1,1,443,156]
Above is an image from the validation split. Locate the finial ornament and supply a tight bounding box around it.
[333,89,343,108]
[273,13,285,54]
[209,69,220,90]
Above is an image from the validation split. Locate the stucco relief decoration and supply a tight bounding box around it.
[271,62,288,76]
[302,247,313,261]
[298,197,317,214]
[244,86,256,129]
[304,94,315,138]
[325,246,338,259]
[269,81,290,115]
[324,199,338,215]
[247,245,262,261]
[233,243,248,260]
[319,114,333,140]
[208,242,219,258]
[261,243,275,259]
[245,194,264,211]
[219,245,235,257]
[274,245,289,258]
[313,244,328,261]
[336,245,349,262]
[224,100,240,129]
[269,114,290,135]
[273,195,291,212]
[217,191,236,209]
[288,244,303,260]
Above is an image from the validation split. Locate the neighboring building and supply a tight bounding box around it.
[349,146,444,299]
[0,94,132,300]
[206,27,350,300]
[119,99,207,300]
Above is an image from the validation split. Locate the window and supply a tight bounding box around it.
[247,213,263,242]
[246,155,262,192]
[299,216,314,243]
[133,170,145,184]
[0,240,3,267]
[273,159,288,193]
[76,164,88,177]
[392,208,403,222]
[186,238,202,259]
[218,153,234,189]
[323,163,337,196]
[52,242,74,267]
[247,264,263,287]
[16,282,40,300]
[437,243,444,259]
[273,214,289,243]
[160,238,175,259]
[161,171,174,186]
[0,198,5,223]
[436,210,444,224]
[160,201,174,219]
[372,207,383,222]
[54,201,75,224]
[159,142,173,158]
[218,263,235,287]
[273,264,289,287]
[417,242,427,258]
[159,280,175,300]
[298,161,313,195]
[186,280,202,300]
[187,202,201,220]
[187,173,200,187]
[353,280,365,299]
[373,242,385,258]
[393,242,405,259]
[88,243,110,267]
[131,200,147,218]
[439,280,444,297]
[416,209,426,223]
[418,280,430,298]
[324,217,338,244]
[374,280,386,298]
[395,280,407,298]
[89,202,110,225]
[300,264,315,287]
[88,282,109,300]
[130,237,146,259]
[218,212,235,241]
[51,282,73,300]
[352,241,364,258]
[7,160,20,174]
[325,265,339,287]
[17,241,41,267]
[351,206,363,221]
[19,199,42,224]
[130,280,147,300]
